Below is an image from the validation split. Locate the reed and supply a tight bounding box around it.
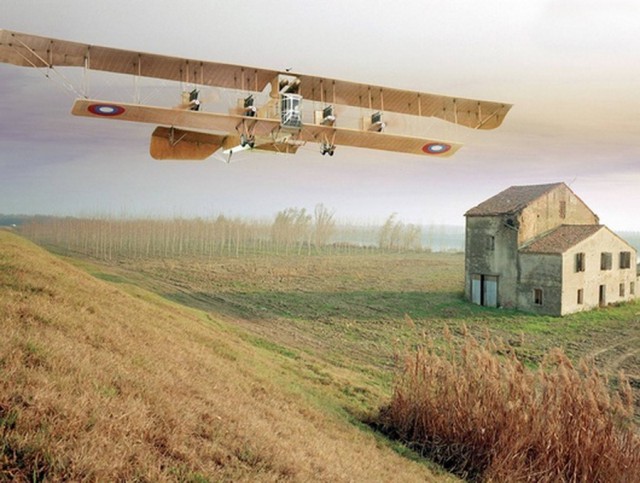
[377,328,640,481]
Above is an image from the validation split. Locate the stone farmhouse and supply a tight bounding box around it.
[464,182,638,316]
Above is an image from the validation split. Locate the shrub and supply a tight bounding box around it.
[377,329,640,481]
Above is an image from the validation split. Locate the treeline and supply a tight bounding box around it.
[18,206,437,260]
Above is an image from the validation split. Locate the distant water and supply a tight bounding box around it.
[330,225,639,255]
[330,224,465,252]
[620,232,640,257]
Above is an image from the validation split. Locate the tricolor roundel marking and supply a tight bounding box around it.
[422,142,451,155]
[88,104,126,116]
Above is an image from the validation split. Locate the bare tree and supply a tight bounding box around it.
[313,204,336,253]
[402,223,422,251]
[378,213,398,250]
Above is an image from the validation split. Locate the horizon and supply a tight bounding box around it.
[2,1,640,231]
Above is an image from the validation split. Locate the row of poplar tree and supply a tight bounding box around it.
[19,205,426,260]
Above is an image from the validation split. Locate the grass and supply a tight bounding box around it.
[61,249,640,422]
[375,330,640,481]
[5,228,640,480]
[0,230,452,481]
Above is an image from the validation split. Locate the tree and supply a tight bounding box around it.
[272,207,311,255]
[312,204,336,253]
[378,213,398,250]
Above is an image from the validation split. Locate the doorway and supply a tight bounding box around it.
[471,274,498,308]
[599,284,606,307]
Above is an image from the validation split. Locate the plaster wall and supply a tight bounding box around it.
[561,229,638,315]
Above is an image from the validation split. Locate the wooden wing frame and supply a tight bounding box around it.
[72,99,461,158]
[1,29,511,131]
[0,29,277,91]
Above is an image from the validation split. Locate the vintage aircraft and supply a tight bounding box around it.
[0,29,512,161]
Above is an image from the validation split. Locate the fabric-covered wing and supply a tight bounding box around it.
[71,99,459,157]
[2,29,511,130]
[295,75,511,130]
[301,125,461,157]
[71,99,282,136]
[0,29,277,91]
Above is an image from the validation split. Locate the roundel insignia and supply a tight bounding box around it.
[422,143,451,155]
[88,104,126,116]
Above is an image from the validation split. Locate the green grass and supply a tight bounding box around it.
[241,334,301,360]
[51,249,640,424]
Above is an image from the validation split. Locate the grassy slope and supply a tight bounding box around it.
[0,230,454,481]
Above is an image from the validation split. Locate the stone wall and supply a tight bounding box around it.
[465,215,519,307]
[517,253,563,315]
[517,185,598,245]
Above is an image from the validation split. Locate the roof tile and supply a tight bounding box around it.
[465,183,564,216]
[520,224,603,254]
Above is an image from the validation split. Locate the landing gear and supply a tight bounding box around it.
[240,134,255,148]
[320,142,335,156]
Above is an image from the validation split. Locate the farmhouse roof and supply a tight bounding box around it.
[465,182,565,216]
[519,224,604,254]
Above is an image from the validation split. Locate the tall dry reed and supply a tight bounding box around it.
[378,328,640,482]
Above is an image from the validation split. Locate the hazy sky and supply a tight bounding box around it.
[1,0,639,230]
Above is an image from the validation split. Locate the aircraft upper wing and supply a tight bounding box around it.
[295,75,511,130]
[0,29,279,91]
[1,29,511,130]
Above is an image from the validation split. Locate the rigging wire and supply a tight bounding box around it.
[9,38,85,99]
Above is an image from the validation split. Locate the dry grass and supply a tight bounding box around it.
[0,230,451,481]
[376,327,640,482]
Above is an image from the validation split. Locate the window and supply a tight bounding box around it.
[631,282,636,296]
[619,251,631,269]
[487,235,495,251]
[534,288,543,306]
[601,252,612,271]
[575,252,585,272]
[559,201,567,219]
[577,289,583,305]
[620,283,625,297]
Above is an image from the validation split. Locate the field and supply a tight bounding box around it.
[3,225,639,480]
[54,243,640,421]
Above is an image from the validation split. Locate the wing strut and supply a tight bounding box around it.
[7,35,85,98]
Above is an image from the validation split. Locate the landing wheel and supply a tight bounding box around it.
[321,143,336,156]
[241,134,255,148]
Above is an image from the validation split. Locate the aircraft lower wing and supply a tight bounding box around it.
[71,99,271,135]
[299,124,460,157]
[72,99,461,159]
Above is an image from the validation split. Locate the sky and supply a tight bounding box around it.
[1,0,639,230]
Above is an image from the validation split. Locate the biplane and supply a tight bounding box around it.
[0,29,512,161]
